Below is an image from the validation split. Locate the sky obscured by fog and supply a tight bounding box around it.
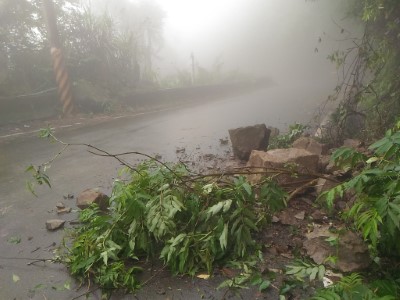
[155,0,359,86]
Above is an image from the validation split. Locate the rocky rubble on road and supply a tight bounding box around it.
[227,123,371,275]
[41,123,370,298]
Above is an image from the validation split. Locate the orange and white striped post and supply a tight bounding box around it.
[50,47,74,116]
[43,0,74,117]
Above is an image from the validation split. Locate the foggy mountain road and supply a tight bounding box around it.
[0,85,331,299]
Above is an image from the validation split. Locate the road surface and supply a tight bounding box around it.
[0,83,332,299]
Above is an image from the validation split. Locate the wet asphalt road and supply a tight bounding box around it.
[0,84,332,299]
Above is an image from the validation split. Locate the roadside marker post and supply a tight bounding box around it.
[43,0,74,117]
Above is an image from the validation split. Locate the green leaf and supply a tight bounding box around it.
[7,236,21,244]
[242,182,252,195]
[318,265,326,280]
[12,274,20,282]
[219,223,228,251]
[38,126,54,139]
[26,181,38,197]
[32,283,46,291]
[63,281,71,290]
[309,266,319,281]
[259,280,271,291]
[100,251,108,265]
[366,157,379,164]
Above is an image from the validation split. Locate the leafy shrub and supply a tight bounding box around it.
[321,128,400,255]
[268,123,308,149]
[63,160,287,293]
[311,273,399,300]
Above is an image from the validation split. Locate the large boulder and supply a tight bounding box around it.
[76,188,109,211]
[292,136,327,156]
[228,124,271,161]
[247,148,319,184]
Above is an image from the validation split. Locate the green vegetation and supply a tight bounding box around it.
[311,1,400,295]
[15,0,400,298]
[0,0,249,109]
[322,123,400,256]
[311,273,399,300]
[268,123,308,149]
[314,123,400,298]
[61,160,287,295]
[325,0,400,142]
[0,0,164,103]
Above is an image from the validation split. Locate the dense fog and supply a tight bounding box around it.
[90,0,360,87]
[159,0,358,84]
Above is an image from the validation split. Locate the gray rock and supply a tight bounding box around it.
[229,124,271,161]
[76,188,109,211]
[57,207,72,215]
[272,215,280,223]
[293,137,327,155]
[275,208,301,225]
[46,219,65,231]
[343,139,362,149]
[303,229,371,272]
[311,210,327,222]
[318,155,331,173]
[294,211,305,220]
[56,202,65,209]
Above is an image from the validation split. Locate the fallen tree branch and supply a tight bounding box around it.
[0,256,55,265]
[236,166,340,183]
[288,178,319,202]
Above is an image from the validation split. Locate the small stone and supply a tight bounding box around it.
[311,210,327,222]
[203,153,216,161]
[276,209,298,225]
[176,147,186,153]
[272,215,280,223]
[219,138,229,145]
[335,201,348,211]
[57,207,72,215]
[46,219,65,231]
[318,155,331,173]
[294,211,305,220]
[267,246,279,256]
[56,202,65,209]
[280,252,294,259]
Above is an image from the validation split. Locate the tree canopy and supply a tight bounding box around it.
[327,0,400,141]
[0,0,165,102]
